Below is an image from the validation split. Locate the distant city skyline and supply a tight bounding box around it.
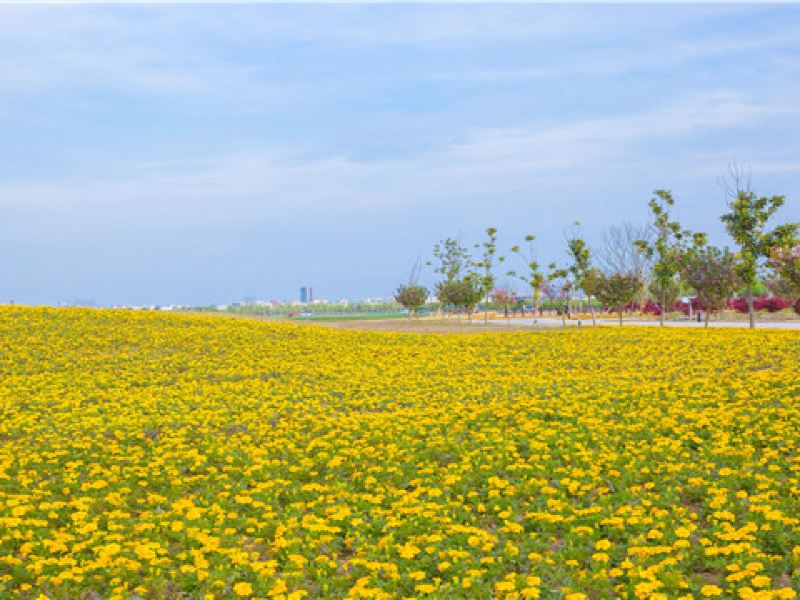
[1,4,799,306]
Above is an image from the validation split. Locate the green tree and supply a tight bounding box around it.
[583,268,604,314]
[472,227,503,324]
[508,234,545,325]
[459,274,485,320]
[429,238,469,319]
[434,280,461,316]
[594,272,641,326]
[719,167,799,328]
[635,190,696,326]
[395,258,429,318]
[680,245,741,328]
[547,263,572,327]
[566,222,596,326]
[394,285,428,318]
[648,278,682,315]
[430,238,469,285]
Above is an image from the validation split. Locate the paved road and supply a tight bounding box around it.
[487,317,800,330]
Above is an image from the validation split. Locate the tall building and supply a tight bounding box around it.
[308,287,314,302]
[300,287,308,304]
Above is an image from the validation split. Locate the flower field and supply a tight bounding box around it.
[1,307,799,600]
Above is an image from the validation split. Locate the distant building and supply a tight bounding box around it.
[300,287,308,303]
[308,287,314,302]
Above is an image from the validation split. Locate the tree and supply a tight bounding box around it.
[472,227,503,324]
[430,238,469,285]
[583,268,604,313]
[719,164,799,328]
[394,285,428,318]
[566,222,596,326]
[680,245,741,328]
[435,279,461,316]
[508,234,545,325]
[490,288,517,322]
[648,278,682,315]
[594,272,641,326]
[458,274,485,320]
[429,238,469,319]
[395,258,429,318]
[546,263,572,327]
[767,246,800,307]
[596,222,654,309]
[635,190,697,326]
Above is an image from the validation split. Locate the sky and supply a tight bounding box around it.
[1,4,799,306]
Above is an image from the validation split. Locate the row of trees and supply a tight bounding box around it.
[395,167,799,328]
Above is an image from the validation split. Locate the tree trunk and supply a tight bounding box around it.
[705,309,710,328]
[660,291,666,327]
[747,285,755,329]
[618,311,623,326]
[590,297,596,327]
[640,286,646,316]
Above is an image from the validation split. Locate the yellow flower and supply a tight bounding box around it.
[595,539,612,551]
[233,582,253,597]
[751,575,770,588]
[3,308,800,599]
[496,580,516,592]
[700,585,723,597]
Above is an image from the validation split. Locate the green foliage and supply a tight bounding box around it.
[434,279,460,310]
[680,245,741,324]
[544,263,573,324]
[546,263,572,303]
[648,278,682,312]
[720,190,799,289]
[636,190,701,320]
[594,272,642,325]
[509,234,544,308]
[435,276,483,316]
[429,238,469,284]
[566,222,593,297]
[472,227,503,302]
[583,268,604,299]
[461,274,485,316]
[394,284,429,317]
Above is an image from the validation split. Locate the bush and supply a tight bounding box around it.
[728,296,791,314]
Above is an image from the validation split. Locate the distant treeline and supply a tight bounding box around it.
[395,165,800,327]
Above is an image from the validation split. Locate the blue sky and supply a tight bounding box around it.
[1,4,799,306]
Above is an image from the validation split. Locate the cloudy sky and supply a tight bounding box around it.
[1,4,799,306]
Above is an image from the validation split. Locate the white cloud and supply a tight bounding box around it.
[2,89,795,240]
[1,5,786,100]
